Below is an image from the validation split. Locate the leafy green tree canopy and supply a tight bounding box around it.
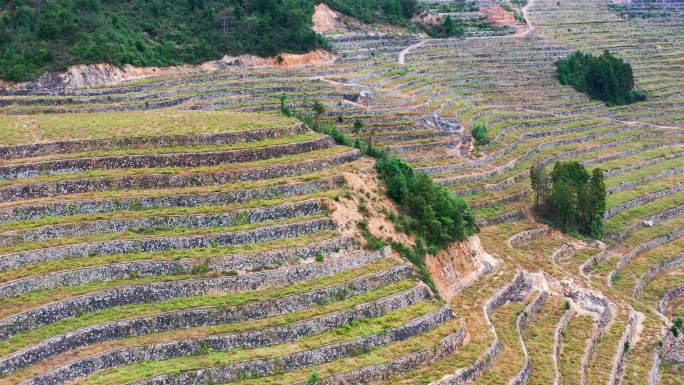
[0,0,417,82]
[556,50,646,106]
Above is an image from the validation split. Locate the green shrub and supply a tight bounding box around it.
[307,371,320,384]
[472,124,490,146]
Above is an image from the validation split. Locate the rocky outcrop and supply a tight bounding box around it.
[425,235,500,299]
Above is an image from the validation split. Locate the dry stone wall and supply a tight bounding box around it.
[296,325,466,385]
[0,246,391,340]
[0,260,412,375]
[0,123,308,160]
[658,285,684,314]
[609,311,641,385]
[613,204,684,242]
[0,149,361,203]
[0,217,336,272]
[120,306,455,385]
[15,285,432,383]
[634,251,684,299]
[0,137,335,180]
[605,182,684,219]
[0,177,344,225]
[0,199,321,247]
[0,235,356,298]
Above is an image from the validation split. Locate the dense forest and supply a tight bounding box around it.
[531,161,606,238]
[0,0,417,82]
[556,50,646,106]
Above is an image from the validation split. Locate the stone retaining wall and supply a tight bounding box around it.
[554,309,576,385]
[634,251,684,299]
[604,152,684,179]
[433,339,502,384]
[508,227,551,248]
[477,211,525,227]
[471,189,531,210]
[614,204,684,242]
[439,126,640,185]
[607,165,684,195]
[0,176,345,225]
[0,235,355,298]
[664,334,684,365]
[609,311,641,385]
[0,123,307,160]
[0,246,391,340]
[0,199,321,247]
[454,135,641,196]
[297,324,466,385]
[510,291,550,385]
[17,285,431,383]
[581,249,613,275]
[0,149,361,203]
[485,271,532,320]
[0,217,336,272]
[658,285,684,315]
[120,306,456,385]
[604,182,684,219]
[0,137,335,181]
[563,289,613,380]
[551,244,576,265]
[615,227,684,271]
[0,260,411,375]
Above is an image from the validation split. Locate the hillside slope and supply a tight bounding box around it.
[0,0,416,82]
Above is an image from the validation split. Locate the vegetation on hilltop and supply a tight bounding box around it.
[531,161,606,238]
[324,0,417,24]
[556,50,646,106]
[0,0,417,82]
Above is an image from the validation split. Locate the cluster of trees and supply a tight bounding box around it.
[0,0,418,82]
[324,0,416,24]
[531,161,606,238]
[376,156,479,251]
[556,50,646,106]
[426,15,466,38]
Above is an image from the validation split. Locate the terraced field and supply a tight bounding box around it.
[1,0,683,384]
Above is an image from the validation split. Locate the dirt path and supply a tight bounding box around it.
[398,40,431,65]
[397,0,537,64]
